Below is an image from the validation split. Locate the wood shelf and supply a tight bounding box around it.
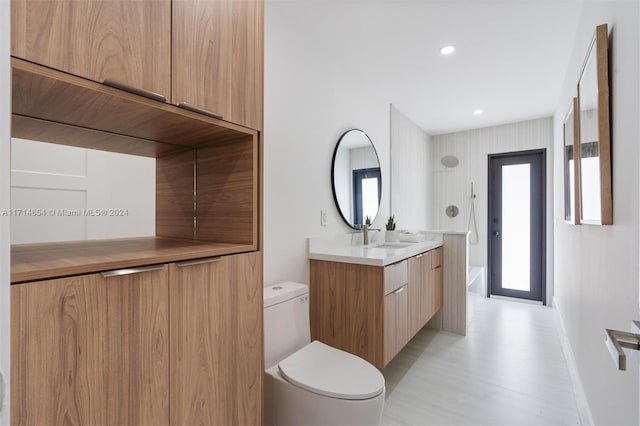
[11,58,257,156]
[11,237,257,284]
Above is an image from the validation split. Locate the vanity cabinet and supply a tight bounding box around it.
[172,0,264,130]
[407,247,443,337]
[384,285,409,365]
[11,265,170,426]
[11,0,172,100]
[11,252,262,426]
[310,247,443,369]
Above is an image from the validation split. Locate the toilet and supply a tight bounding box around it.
[264,282,385,426]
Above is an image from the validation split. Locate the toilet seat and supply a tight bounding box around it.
[278,340,385,400]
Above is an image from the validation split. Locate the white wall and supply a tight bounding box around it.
[553,2,639,424]
[264,2,392,285]
[431,118,554,302]
[0,0,10,420]
[390,105,432,230]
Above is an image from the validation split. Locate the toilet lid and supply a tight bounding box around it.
[278,341,385,400]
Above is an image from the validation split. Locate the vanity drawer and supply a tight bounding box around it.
[384,260,408,294]
[431,247,443,270]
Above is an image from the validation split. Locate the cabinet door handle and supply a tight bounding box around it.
[433,265,442,269]
[101,264,166,278]
[103,79,167,103]
[178,102,223,120]
[393,286,406,295]
[176,256,222,267]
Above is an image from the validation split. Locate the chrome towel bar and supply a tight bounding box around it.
[605,321,640,371]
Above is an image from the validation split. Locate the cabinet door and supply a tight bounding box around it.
[384,285,408,365]
[431,248,444,314]
[11,266,169,426]
[11,0,171,98]
[172,0,264,130]
[169,252,262,426]
[407,254,424,337]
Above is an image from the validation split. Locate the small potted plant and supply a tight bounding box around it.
[385,215,397,242]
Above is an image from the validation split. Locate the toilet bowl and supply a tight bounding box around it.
[264,282,385,426]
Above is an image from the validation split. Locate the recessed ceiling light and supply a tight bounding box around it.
[440,45,455,55]
[473,109,483,115]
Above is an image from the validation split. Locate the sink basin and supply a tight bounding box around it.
[374,242,415,249]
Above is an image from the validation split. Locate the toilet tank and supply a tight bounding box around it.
[264,282,311,369]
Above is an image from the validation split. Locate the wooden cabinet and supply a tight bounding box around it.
[311,249,442,369]
[11,0,171,99]
[11,252,263,426]
[430,247,444,316]
[172,0,264,130]
[407,248,444,337]
[11,265,169,426]
[384,285,409,365]
[169,252,263,426]
[11,0,264,129]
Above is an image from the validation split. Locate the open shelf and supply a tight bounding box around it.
[11,58,257,155]
[10,57,261,284]
[11,237,257,283]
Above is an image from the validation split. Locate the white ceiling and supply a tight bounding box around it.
[268,0,584,135]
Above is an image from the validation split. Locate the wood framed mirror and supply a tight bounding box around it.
[577,23,612,225]
[563,98,580,224]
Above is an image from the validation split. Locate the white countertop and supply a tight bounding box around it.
[308,238,443,267]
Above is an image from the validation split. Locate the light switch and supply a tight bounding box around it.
[320,210,327,226]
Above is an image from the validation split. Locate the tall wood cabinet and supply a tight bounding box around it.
[11,0,172,99]
[11,0,264,130]
[173,0,264,130]
[170,252,263,425]
[9,0,264,424]
[11,266,170,426]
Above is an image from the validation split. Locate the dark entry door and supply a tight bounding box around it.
[488,149,546,304]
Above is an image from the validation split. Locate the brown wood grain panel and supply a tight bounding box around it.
[432,264,443,314]
[309,260,385,368]
[169,252,262,426]
[384,285,408,365]
[156,149,196,240]
[196,136,258,246]
[12,115,185,158]
[172,0,264,130]
[12,58,256,149]
[383,259,408,294]
[10,237,255,283]
[11,268,169,425]
[431,247,443,269]
[407,255,423,337]
[11,0,171,99]
[596,24,612,225]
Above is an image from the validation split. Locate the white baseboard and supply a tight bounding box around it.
[553,296,594,426]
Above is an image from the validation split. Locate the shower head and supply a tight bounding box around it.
[441,155,459,168]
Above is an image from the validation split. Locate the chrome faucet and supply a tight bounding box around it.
[362,223,380,245]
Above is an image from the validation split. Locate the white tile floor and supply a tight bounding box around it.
[381,296,583,425]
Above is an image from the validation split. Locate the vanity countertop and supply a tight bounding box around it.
[308,239,443,267]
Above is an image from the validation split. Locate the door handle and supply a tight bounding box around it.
[493,231,500,237]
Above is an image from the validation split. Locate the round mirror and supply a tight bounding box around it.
[331,129,382,229]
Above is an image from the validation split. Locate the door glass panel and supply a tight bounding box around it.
[501,164,530,291]
[362,177,379,223]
